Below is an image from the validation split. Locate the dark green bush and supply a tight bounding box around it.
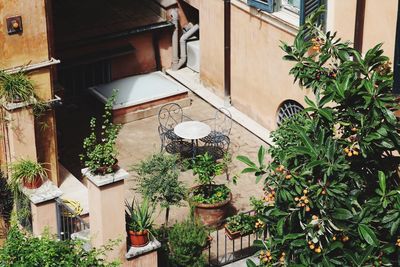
[0,226,119,266]
[168,219,208,267]
[0,176,13,226]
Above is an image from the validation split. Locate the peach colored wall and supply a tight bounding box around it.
[326,0,357,44]
[0,0,49,68]
[230,4,308,130]
[88,180,126,262]
[363,0,398,62]
[199,0,225,98]
[31,201,58,236]
[5,107,37,161]
[124,251,158,267]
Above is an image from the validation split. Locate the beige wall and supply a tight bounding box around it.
[363,0,398,62]
[230,4,308,130]
[199,0,225,98]
[326,0,357,44]
[0,0,49,68]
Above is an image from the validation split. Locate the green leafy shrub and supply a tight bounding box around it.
[133,153,186,225]
[80,91,121,175]
[0,225,119,266]
[8,159,48,186]
[0,175,13,227]
[225,213,258,235]
[191,152,230,204]
[168,219,208,267]
[0,70,35,103]
[240,9,400,267]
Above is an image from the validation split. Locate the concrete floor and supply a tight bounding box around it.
[115,92,268,225]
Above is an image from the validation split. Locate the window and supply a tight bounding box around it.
[281,0,300,15]
[246,0,324,26]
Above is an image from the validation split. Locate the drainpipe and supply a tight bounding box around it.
[171,9,179,67]
[224,0,231,106]
[172,24,199,70]
[354,0,366,52]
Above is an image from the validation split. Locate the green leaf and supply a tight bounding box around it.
[390,218,400,236]
[378,171,386,195]
[318,108,333,122]
[257,146,266,167]
[246,259,257,267]
[358,224,379,246]
[236,155,256,167]
[304,96,317,108]
[277,217,285,236]
[332,208,353,220]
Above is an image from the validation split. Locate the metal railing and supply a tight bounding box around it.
[55,198,89,240]
[207,210,261,266]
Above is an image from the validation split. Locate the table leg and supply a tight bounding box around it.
[192,139,195,159]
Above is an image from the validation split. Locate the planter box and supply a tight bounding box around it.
[224,225,241,240]
[247,0,274,13]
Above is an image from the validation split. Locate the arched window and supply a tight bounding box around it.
[276,100,304,126]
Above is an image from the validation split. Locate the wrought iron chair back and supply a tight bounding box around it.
[213,107,232,136]
[158,103,184,130]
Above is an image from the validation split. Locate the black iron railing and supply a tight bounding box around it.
[207,210,261,266]
[55,198,89,240]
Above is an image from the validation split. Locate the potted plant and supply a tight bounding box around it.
[190,152,231,226]
[0,70,35,104]
[125,198,154,247]
[224,213,258,240]
[80,90,121,175]
[133,153,186,226]
[8,159,48,189]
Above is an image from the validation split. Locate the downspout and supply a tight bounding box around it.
[171,9,179,68]
[172,24,199,70]
[224,0,231,106]
[354,0,366,52]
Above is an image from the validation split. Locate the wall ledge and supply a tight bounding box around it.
[126,239,161,259]
[21,180,63,205]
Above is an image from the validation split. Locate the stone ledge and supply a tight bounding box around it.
[71,229,92,251]
[21,180,63,204]
[82,168,129,187]
[125,239,161,259]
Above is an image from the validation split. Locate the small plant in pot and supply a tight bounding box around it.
[190,152,231,226]
[125,198,155,247]
[80,90,121,175]
[8,159,48,189]
[0,70,35,104]
[224,213,258,240]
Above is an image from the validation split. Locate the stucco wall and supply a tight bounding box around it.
[230,3,308,130]
[0,0,49,68]
[326,0,357,44]
[199,0,225,98]
[363,0,398,62]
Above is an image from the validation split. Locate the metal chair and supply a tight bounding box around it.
[200,107,232,159]
[158,103,192,156]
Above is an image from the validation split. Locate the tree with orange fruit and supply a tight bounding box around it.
[240,7,400,267]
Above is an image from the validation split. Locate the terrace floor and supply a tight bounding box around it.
[115,91,268,225]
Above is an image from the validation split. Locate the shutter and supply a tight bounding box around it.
[300,0,323,25]
[247,0,275,13]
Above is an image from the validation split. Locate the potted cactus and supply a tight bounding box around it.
[125,198,154,247]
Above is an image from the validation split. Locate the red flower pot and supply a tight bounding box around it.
[23,176,43,189]
[128,230,149,247]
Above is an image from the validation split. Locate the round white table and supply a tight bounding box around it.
[174,121,211,158]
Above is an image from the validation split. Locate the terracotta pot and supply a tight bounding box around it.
[191,185,232,227]
[94,161,120,175]
[224,224,241,240]
[23,176,43,189]
[128,230,149,247]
